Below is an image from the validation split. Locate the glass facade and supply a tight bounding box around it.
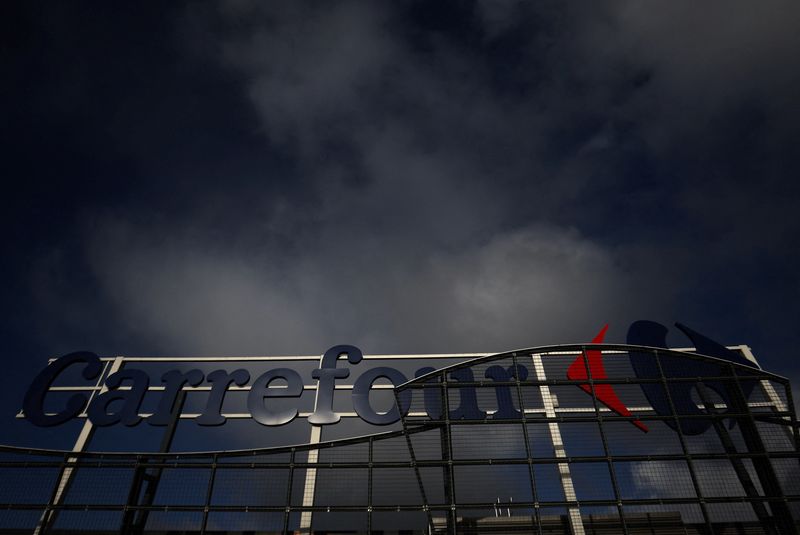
[1,345,798,534]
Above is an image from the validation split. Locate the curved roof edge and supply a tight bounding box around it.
[0,423,440,459]
[397,343,782,389]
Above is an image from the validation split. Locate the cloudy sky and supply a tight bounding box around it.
[2,1,800,444]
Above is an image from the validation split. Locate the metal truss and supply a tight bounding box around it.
[0,344,798,534]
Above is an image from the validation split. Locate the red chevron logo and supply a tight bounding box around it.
[567,325,648,432]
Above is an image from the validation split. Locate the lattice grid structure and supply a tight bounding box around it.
[0,344,798,534]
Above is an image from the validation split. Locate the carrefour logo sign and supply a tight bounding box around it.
[21,321,759,435]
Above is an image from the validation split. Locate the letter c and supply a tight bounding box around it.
[23,352,102,427]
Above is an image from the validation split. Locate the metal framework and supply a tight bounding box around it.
[1,344,798,534]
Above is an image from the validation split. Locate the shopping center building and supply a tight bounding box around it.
[1,322,798,534]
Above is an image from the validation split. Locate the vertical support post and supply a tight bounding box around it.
[653,350,713,532]
[35,452,71,535]
[34,356,123,535]
[740,345,797,445]
[298,426,322,533]
[123,389,188,534]
[299,349,341,533]
[441,372,457,535]
[367,436,373,534]
[200,452,217,535]
[283,448,296,534]
[726,365,796,534]
[395,384,435,533]
[531,353,585,535]
[579,346,628,534]
[696,382,776,533]
[511,353,543,535]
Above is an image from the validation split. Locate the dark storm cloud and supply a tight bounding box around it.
[6,0,800,375]
[52,1,672,355]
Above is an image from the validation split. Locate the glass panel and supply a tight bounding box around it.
[63,467,135,505]
[0,510,44,530]
[151,467,210,505]
[548,385,595,417]
[580,505,622,532]
[143,511,203,531]
[614,460,696,500]
[569,462,615,501]
[705,501,760,523]
[771,458,800,495]
[451,423,526,460]
[757,420,797,452]
[0,466,59,504]
[408,428,445,461]
[694,459,749,497]
[533,463,565,503]
[51,510,124,532]
[454,464,533,504]
[621,503,705,529]
[372,468,423,506]
[538,506,572,529]
[290,468,314,506]
[371,511,429,533]
[419,467,446,505]
[317,441,367,463]
[205,511,285,532]
[211,468,289,506]
[527,423,556,459]
[518,385,544,413]
[311,511,367,533]
[372,435,411,462]
[603,420,683,456]
[559,422,605,457]
[313,468,368,506]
